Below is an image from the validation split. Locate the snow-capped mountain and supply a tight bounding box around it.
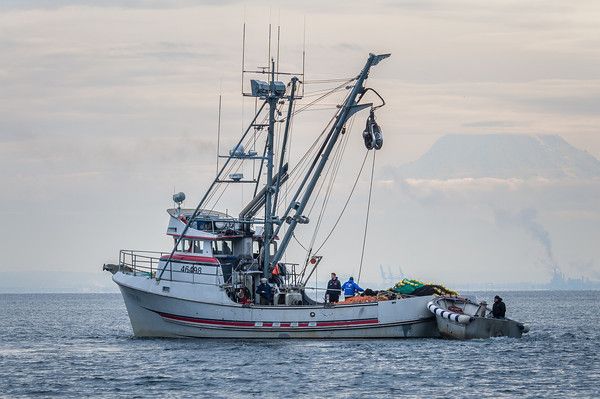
[395,134,600,179]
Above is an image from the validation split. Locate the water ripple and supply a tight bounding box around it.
[1,292,599,398]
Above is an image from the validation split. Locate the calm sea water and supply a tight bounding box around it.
[1,291,599,398]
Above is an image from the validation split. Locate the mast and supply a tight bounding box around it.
[269,53,390,269]
[263,59,277,277]
[272,77,298,219]
[157,101,268,282]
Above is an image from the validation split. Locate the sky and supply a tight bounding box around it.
[1,0,599,292]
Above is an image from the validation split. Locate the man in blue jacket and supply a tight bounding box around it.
[342,277,364,299]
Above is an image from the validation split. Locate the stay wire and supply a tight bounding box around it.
[205,106,275,212]
[290,128,347,262]
[357,150,376,284]
[286,78,353,119]
[302,129,350,268]
[314,149,369,254]
[282,87,354,206]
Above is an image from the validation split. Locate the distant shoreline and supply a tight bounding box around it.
[2,289,599,295]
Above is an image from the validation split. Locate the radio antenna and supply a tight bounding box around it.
[216,83,222,176]
[267,17,272,72]
[302,15,306,96]
[276,9,281,79]
[241,21,246,93]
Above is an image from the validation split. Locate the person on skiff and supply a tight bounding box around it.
[492,295,506,318]
[342,277,364,299]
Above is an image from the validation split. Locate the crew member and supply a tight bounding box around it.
[236,287,251,305]
[222,241,232,255]
[492,295,506,318]
[256,278,273,305]
[342,276,364,299]
[269,263,284,286]
[326,273,342,303]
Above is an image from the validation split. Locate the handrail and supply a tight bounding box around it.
[118,249,221,286]
[119,250,306,290]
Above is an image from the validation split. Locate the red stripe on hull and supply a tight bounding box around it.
[157,311,378,329]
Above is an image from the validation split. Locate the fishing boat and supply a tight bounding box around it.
[103,51,439,338]
[427,296,530,339]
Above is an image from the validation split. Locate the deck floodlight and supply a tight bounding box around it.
[230,144,245,157]
[250,79,286,98]
[229,173,244,181]
[273,81,286,97]
[250,80,269,97]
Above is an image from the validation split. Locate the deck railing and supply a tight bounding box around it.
[118,249,220,285]
[118,250,167,278]
[118,250,309,290]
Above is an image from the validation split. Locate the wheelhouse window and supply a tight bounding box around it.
[174,238,204,254]
[212,240,233,256]
[251,240,276,258]
[192,241,204,254]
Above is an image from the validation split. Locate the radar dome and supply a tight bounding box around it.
[173,192,186,205]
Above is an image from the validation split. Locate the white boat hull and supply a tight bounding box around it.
[428,297,528,339]
[114,272,438,339]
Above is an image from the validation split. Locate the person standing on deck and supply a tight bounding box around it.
[326,273,342,303]
[342,277,364,299]
[492,295,506,318]
[256,278,273,305]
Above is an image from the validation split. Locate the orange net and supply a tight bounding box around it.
[341,295,391,304]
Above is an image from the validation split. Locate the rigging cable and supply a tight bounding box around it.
[202,77,351,213]
[303,77,355,84]
[357,150,377,284]
[287,78,354,119]
[287,127,347,262]
[275,110,338,211]
[277,86,354,206]
[292,232,308,252]
[205,101,284,212]
[314,149,369,254]
[302,128,351,268]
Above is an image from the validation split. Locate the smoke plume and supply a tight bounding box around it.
[495,208,561,276]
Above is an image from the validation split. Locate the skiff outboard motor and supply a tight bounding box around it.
[362,110,383,150]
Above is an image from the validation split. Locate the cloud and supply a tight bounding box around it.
[0,0,242,11]
[1,1,600,289]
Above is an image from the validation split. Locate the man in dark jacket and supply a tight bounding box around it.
[492,295,506,318]
[326,273,342,303]
[256,278,273,305]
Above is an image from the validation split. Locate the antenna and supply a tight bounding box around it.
[302,15,306,97]
[240,20,304,98]
[268,22,272,72]
[216,89,222,176]
[276,9,281,79]
[241,21,246,93]
[276,25,281,79]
